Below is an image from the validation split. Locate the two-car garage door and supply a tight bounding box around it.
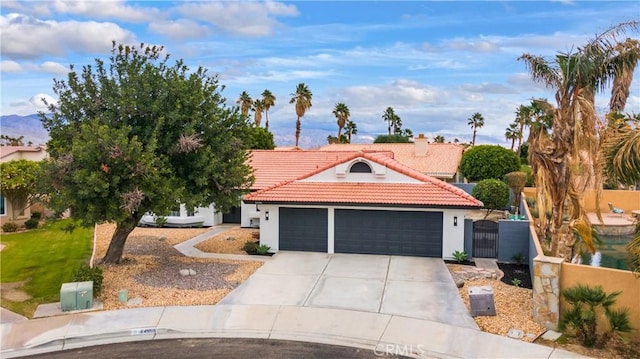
[279,208,443,257]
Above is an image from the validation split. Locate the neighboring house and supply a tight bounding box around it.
[243,152,482,258]
[318,134,465,182]
[0,145,49,227]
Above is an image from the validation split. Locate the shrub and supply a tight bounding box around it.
[511,278,522,287]
[511,252,526,265]
[155,216,168,228]
[30,211,42,220]
[560,284,632,347]
[471,179,510,219]
[460,145,521,182]
[520,165,534,187]
[72,263,104,297]
[2,222,18,232]
[24,218,39,229]
[452,250,468,263]
[256,244,271,255]
[243,240,258,255]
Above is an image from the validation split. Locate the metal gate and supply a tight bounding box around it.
[473,220,499,258]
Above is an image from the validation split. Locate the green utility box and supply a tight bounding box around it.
[60,281,94,311]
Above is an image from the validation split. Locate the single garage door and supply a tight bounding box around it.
[335,209,443,257]
[279,207,328,252]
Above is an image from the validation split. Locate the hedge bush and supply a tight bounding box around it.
[460,145,521,182]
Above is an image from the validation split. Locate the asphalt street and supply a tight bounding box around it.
[22,338,412,359]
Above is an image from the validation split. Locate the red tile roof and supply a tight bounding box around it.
[248,149,394,190]
[318,142,464,178]
[245,152,481,208]
[0,145,47,161]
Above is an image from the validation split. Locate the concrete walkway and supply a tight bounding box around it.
[1,225,589,358]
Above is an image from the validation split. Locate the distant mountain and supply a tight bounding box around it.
[1,114,49,145]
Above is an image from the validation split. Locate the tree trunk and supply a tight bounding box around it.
[101,215,140,264]
[295,117,301,147]
[472,128,477,146]
[265,111,269,130]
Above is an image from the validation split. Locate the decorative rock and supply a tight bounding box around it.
[127,297,144,306]
[507,328,523,339]
[179,269,190,276]
[226,236,236,241]
[456,279,465,288]
[188,269,197,276]
[158,236,167,241]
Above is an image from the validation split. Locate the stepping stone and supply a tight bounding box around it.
[541,330,563,341]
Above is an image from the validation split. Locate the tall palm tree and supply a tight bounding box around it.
[382,107,397,135]
[433,135,445,143]
[514,104,532,156]
[519,21,639,260]
[505,122,520,150]
[332,103,350,138]
[236,91,253,118]
[345,120,358,143]
[252,99,265,127]
[261,89,276,130]
[467,112,484,146]
[609,38,640,112]
[289,83,312,147]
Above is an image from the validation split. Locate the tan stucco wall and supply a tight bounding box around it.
[561,263,640,339]
[523,188,640,214]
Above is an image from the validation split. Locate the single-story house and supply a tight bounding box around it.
[0,145,49,227]
[318,134,465,182]
[243,152,482,258]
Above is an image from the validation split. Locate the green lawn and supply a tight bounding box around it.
[0,219,93,317]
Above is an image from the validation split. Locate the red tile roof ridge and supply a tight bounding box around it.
[255,150,480,207]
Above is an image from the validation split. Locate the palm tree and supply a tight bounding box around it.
[345,120,358,143]
[289,83,312,147]
[382,107,397,135]
[609,38,640,112]
[519,21,639,260]
[467,112,484,146]
[515,104,532,156]
[332,103,350,138]
[236,91,253,118]
[433,135,445,143]
[505,122,520,150]
[252,99,265,127]
[261,89,276,130]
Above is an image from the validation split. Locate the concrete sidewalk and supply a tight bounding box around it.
[0,304,587,359]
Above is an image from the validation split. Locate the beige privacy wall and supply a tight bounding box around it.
[523,188,640,214]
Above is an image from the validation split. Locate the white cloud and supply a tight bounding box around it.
[38,61,68,75]
[51,0,156,22]
[0,60,22,72]
[148,19,210,40]
[446,39,499,53]
[5,93,57,115]
[176,1,299,36]
[1,13,135,59]
[459,83,517,94]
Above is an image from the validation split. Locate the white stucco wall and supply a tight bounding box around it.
[240,201,260,228]
[257,204,468,258]
[303,158,421,183]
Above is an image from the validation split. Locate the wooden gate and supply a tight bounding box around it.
[473,220,499,258]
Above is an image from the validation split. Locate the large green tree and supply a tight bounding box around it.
[40,43,254,264]
[519,22,639,259]
[0,160,43,220]
[460,145,521,182]
[471,179,510,219]
[289,83,313,147]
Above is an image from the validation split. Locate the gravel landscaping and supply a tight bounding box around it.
[94,224,262,310]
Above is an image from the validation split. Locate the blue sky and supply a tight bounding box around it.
[1,1,639,148]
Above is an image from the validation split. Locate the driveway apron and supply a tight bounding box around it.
[220,252,478,330]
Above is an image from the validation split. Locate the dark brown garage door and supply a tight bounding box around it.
[334,209,443,257]
[279,207,328,252]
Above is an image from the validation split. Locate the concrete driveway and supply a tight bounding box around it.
[220,252,478,330]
